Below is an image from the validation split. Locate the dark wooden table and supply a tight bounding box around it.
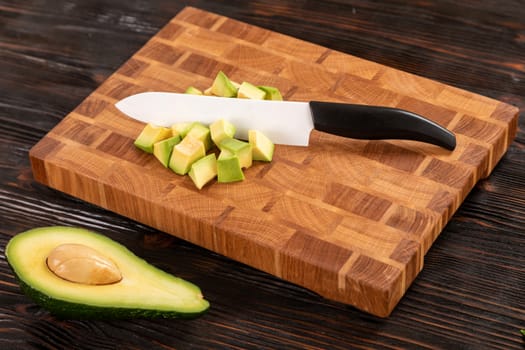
[1,1,523,349]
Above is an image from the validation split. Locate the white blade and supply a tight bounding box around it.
[115,92,313,146]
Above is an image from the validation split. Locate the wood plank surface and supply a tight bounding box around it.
[27,6,518,318]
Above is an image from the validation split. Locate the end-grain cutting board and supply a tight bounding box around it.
[29,7,519,317]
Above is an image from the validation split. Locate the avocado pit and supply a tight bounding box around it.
[46,243,122,285]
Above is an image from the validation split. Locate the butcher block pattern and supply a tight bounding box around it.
[29,7,519,317]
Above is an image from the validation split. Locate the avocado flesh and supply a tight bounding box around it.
[217,150,244,183]
[185,123,213,151]
[210,71,238,97]
[134,124,172,154]
[153,135,181,168]
[185,86,203,95]
[189,153,217,190]
[210,119,236,146]
[237,82,266,100]
[6,226,209,319]
[258,86,283,101]
[219,138,253,169]
[172,122,194,139]
[169,135,206,175]
[249,129,275,162]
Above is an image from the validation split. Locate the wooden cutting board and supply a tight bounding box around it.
[29,6,519,317]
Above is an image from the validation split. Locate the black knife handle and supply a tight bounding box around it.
[309,101,456,150]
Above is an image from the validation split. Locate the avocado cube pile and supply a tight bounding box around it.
[185,70,283,101]
[133,71,279,190]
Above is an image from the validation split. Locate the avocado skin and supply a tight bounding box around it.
[11,274,207,319]
[6,226,210,320]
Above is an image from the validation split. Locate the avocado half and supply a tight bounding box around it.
[6,226,210,319]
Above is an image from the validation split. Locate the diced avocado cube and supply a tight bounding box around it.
[217,150,244,183]
[188,154,217,190]
[248,130,274,162]
[237,82,266,100]
[258,86,283,101]
[153,135,182,167]
[168,135,206,175]
[210,119,236,146]
[231,80,241,90]
[186,122,213,151]
[203,87,213,96]
[185,86,203,95]
[171,122,195,139]
[219,138,252,169]
[210,71,238,97]
[134,124,172,154]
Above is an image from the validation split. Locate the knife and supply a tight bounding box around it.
[115,92,456,150]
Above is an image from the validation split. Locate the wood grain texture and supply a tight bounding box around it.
[27,7,518,317]
[1,0,524,348]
